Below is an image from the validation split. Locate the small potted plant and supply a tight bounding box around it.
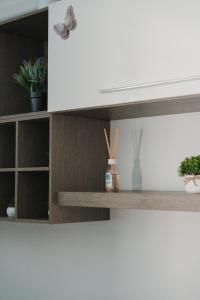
[14,57,47,112]
[178,155,200,193]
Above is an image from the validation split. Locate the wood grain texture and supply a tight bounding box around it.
[49,114,110,223]
[0,123,15,168]
[0,217,48,224]
[3,113,51,223]
[62,94,200,120]
[58,191,200,212]
[17,167,49,172]
[18,118,49,167]
[0,30,45,116]
[17,171,49,219]
[0,8,48,117]
[0,111,49,124]
[0,172,15,217]
[0,168,16,172]
[15,121,18,216]
[0,9,48,41]
[15,171,18,218]
[16,117,50,220]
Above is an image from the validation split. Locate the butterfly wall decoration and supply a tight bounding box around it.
[54,5,77,40]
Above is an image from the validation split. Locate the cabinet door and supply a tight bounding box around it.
[48,0,200,112]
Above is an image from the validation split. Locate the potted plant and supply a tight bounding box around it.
[178,155,200,193]
[14,57,47,112]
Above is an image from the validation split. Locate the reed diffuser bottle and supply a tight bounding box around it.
[105,159,119,192]
[104,128,120,193]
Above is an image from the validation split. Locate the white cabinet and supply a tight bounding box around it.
[48,0,200,112]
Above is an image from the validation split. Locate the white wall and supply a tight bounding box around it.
[0,0,38,21]
[112,112,200,191]
[1,112,200,300]
[0,0,59,22]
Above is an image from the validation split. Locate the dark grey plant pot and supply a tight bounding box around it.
[30,91,42,112]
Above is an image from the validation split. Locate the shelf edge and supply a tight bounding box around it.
[57,191,200,212]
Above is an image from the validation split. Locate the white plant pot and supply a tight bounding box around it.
[38,0,59,9]
[184,176,200,193]
[6,207,15,218]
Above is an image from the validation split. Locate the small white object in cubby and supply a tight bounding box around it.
[6,207,15,218]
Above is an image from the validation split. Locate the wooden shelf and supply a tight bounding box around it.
[0,217,49,224]
[17,167,49,172]
[0,167,49,172]
[0,113,50,222]
[0,168,16,172]
[57,191,200,212]
[63,94,200,120]
[0,112,110,223]
[0,111,49,123]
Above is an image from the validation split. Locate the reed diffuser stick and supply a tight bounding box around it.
[111,128,120,158]
[104,128,111,158]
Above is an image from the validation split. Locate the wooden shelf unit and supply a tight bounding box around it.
[57,191,200,213]
[0,0,49,221]
[0,112,110,223]
[0,112,50,222]
[56,94,200,215]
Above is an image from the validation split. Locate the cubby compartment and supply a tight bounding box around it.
[18,118,49,168]
[0,9,48,116]
[0,122,15,168]
[0,172,15,217]
[17,171,49,220]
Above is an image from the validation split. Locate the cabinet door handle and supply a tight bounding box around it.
[99,74,200,93]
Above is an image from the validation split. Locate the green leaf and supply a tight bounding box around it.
[178,155,200,176]
[13,57,47,94]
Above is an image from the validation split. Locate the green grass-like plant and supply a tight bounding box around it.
[13,57,47,94]
[178,155,200,176]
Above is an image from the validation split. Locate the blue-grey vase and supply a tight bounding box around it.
[30,91,42,112]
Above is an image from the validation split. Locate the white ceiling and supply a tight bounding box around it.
[0,0,38,22]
